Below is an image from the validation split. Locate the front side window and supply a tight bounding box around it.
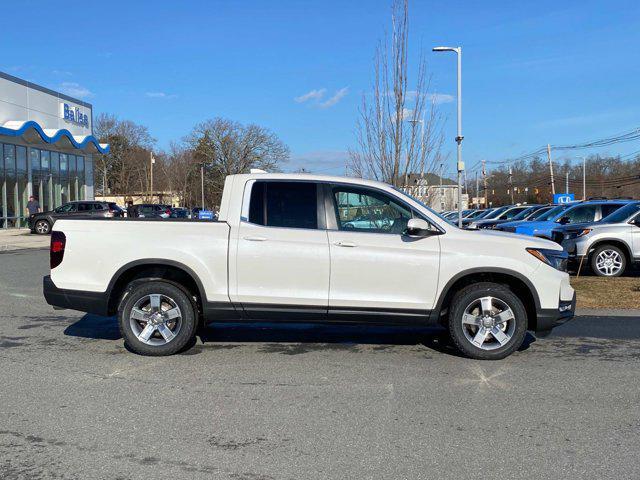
[248,181,318,229]
[77,203,91,212]
[601,204,625,219]
[561,205,597,224]
[333,186,412,234]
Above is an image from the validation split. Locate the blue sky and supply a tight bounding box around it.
[2,0,639,176]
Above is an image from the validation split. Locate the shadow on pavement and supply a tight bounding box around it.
[63,314,538,356]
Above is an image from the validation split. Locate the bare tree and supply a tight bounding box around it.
[348,0,445,190]
[93,113,155,196]
[185,118,289,206]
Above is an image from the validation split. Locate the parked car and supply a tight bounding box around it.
[44,172,575,360]
[467,204,547,230]
[496,200,633,239]
[554,201,640,276]
[135,204,172,218]
[29,201,123,234]
[169,207,191,219]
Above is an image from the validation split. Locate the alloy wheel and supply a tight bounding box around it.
[36,221,50,234]
[129,294,183,346]
[595,249,623,276]
[461,296,516,351]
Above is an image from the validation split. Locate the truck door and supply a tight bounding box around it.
[325,184,440,322]
[233,180,330,320]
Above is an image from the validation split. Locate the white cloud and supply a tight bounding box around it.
[295,88,326,103]
[145,91,177,99]
[427,93,454,104]
[60,82,93,99]
[52,69,73,76]
[318,87,348,108]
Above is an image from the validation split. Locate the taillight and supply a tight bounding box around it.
[165,209,171,215]
[50,231,66,269]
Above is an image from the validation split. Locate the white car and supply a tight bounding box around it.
[43,173,575,360]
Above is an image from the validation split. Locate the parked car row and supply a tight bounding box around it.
[29,202,216,234]
[445,198,639,276]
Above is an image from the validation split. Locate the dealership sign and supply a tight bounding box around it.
[553,193,575,204]
[60,103,89,128]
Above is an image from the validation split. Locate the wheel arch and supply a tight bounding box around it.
[106,259,207,317]
[432,268,541,331]
[588,239,633,266]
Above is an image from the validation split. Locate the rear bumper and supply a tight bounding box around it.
[535,291,576,333]
[43,275,110,316]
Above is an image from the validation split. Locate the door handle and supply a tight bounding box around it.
[334,241,357,247]
[243,236,267,242]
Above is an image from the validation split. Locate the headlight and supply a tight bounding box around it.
[526,248,568,271]
[576,228,592,238]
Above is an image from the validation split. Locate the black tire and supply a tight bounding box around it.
[448,282,528,360]
[590,244,626,277]
[34,219,51,235]
[118,280,197,356]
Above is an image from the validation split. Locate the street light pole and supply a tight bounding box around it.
[149,152,155,202]
[433,46,464,227]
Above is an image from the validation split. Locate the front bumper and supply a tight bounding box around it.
[535,291,576,334]
[43,275,110,316]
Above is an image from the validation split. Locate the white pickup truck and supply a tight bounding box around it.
[43,173,575,359]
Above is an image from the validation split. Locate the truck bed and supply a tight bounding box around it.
[50,218,231,305]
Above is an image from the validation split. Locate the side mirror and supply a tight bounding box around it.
[558,216,570,225]
[405,218,437,237]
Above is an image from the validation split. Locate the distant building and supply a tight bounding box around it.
[402,173,469,212]
[0,71,109,228]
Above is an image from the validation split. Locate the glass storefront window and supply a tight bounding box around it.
[4,144,16,227]
[77,156,85,200]
[40,150,52,211]
[1,146,92,227]
[16,146,27,227]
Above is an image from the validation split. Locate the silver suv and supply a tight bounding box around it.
[556,202,640,276]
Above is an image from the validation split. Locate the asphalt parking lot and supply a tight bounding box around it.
[1,250,639,479]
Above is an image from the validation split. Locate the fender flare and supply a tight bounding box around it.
[431,267,542,318]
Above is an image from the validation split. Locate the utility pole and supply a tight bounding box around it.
[475,171,479,209]
[547,144,556,196]
[566,171,569,194]
[149,152,155,202]
[582,156,586,200]
[508,165,514,204]
[482,160,488,208]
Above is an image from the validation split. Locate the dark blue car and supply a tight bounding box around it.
[496,200,633,239]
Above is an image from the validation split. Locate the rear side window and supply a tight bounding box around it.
[93,203,105,210]
[248,181,317,229]
[601,204,624,218]
[77,203,91,212]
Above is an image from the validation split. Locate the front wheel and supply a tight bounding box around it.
[591,245,626,277]
[118,280,197,356]
[448,282,528,360]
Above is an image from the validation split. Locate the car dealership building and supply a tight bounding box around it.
[0,71,108,228]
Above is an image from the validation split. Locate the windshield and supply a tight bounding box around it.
[602,202,640,223]
[500,206,530,220]
[526,206,552,220]
[536,204,570,221]
[510,206,538,221]
[392,187,454,226]
[483,206,510,219]
[466,209,486,219]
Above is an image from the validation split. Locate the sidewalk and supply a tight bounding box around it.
[0,228,49,252]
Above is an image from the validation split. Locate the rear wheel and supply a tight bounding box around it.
[448,282,528,360]
[118,280,197,356]
[34,219,51,235]
[591,245,626,277]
